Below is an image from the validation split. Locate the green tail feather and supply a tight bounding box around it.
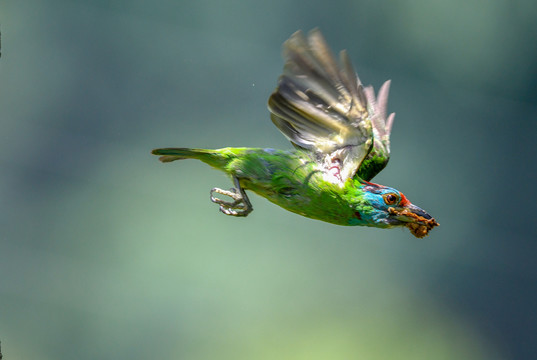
[151,147,230,170]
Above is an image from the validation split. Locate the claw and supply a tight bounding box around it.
[326,157,343,182]
[210,177,253,217]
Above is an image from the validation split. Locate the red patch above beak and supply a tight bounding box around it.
[399,192,410,207]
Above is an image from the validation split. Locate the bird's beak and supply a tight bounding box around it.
[388,204,439,238]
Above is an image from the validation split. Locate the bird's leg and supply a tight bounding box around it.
[210,177,253,217]
[328,157,342,181]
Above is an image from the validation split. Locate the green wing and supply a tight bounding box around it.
[357,80,395,181]
[268,29,395,183]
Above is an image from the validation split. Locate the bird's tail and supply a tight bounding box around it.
[151,147,231,170]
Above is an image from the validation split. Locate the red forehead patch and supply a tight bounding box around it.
[399,192,410,206]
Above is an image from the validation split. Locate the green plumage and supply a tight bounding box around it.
[152,30,439,237]
[153,147,361,225]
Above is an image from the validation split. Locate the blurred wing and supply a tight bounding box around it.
[268,29,395,183]
[358,81,395,181]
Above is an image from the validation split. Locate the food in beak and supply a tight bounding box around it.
[388,207,440,238]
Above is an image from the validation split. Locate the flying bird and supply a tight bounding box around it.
[152,29,438,238]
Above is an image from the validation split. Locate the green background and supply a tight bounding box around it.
[1,0,536,359]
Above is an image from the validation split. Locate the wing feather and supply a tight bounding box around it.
[268,29,395,183]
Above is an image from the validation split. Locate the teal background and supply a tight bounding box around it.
[1,0,536,359]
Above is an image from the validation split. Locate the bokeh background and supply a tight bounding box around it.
[1,0,536,359]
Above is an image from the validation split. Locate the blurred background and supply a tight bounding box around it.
[1,0,536,359]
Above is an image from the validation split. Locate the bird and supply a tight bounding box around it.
[152,29,439,238]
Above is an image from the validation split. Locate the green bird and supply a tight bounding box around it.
[152,29,439,238]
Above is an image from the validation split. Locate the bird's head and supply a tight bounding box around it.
[352,182,439,238]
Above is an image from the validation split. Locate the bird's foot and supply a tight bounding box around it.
[328,165,342,181]
[210,178,253,217]
[327,157,343,182]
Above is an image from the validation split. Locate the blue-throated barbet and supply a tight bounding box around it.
[152,29,439,238]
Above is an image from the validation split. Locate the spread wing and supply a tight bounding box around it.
[268,29,395,183]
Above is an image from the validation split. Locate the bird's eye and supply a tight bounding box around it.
[383,193,398,205]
